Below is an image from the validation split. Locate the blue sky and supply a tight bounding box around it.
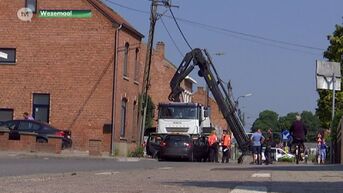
[104,0,343,128]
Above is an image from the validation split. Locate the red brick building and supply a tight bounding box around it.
[147,41,195,126]
[0,0,144,155]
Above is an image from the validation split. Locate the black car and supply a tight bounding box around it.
[159,134,193,161]
[0,120,72,149]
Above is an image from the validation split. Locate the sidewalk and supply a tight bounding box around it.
[0,150,145,162]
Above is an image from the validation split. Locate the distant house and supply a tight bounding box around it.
[146,42,195,126]
[192,87,229,131]
[0,0,144,155]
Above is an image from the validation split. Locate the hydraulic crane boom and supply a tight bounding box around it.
[168,48,250,160]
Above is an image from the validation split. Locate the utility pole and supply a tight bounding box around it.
[138,0,158,145]
[138,0,177,145]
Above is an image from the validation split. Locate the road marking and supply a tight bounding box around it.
[95,171,119,175]
[116,157,140,162]
[251,173,271,178]
[158,167,173,170]
[231,186,267,193]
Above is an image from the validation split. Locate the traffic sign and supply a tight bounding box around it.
[281,130,291,142]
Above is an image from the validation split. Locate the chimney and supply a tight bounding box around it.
[197,86,205,93]
[156,41,165,58]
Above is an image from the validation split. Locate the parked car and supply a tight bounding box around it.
[262,147,294,161]
[146,133,165,158]
[0,119,72,149]
[159,134,193,161]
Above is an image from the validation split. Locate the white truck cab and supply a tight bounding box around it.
[157,102,211,135]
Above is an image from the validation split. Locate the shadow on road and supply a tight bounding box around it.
[163,180,343,193]
[211,164,343,172]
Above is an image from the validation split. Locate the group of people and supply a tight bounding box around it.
[203,113,328,165]
[251,114,309,165]
[207,129,232,163]
[250,128,274,165]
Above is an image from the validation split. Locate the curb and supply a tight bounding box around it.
[0,151,145,161]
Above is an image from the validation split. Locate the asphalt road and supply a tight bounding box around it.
[1,154,343,193]
[0,155,193,177]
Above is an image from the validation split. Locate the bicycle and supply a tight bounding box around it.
[291,138,305,164]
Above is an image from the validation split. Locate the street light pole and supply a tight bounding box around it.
[235,93,252,126]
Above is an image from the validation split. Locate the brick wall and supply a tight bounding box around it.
[0,0,143,152]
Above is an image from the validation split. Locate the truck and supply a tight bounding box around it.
[157,102,211,135]
[168,48,251,163]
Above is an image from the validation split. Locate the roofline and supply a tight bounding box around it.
[185,76,197,84]
[87,0,144,38]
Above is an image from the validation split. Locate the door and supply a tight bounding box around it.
[32,94,50,123]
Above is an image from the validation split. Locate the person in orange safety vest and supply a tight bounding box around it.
[208,130,218,162]
[221,130,231,163]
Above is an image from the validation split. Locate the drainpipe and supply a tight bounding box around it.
[111,24,123,156]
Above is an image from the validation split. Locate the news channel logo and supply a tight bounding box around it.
[17,8,33,22]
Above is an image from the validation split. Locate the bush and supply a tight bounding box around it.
[128,146,144,157]
[278,156,294,162]
[309,154,317,163]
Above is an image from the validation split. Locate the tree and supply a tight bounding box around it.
[252,110,279,132]
[277,112,297,132]
[301,111,320,142]
[316,24,343,130]
[252,110,320,142]
[139,94,155,129]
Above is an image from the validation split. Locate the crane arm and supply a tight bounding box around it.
[168,48,250,156]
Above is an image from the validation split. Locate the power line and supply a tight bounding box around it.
[103,0,149,14]
[168,6,193,50]
[160,17,184,57]
[104,0,325,52]
[169,16,324,51]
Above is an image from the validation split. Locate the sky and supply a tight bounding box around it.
[104,0,343,128]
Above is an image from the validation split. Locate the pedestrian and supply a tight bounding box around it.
[290,114,307,156]
[264,128,273,165]
[319,139,327,164]
[23,112,34,120]
[251,128,265,165]
[208,129,218,163]
[316,132,326,164]
[221,129,231,163]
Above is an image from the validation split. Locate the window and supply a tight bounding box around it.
[123,43,129,77]
[25,0,37,13]
[120,98,127,137]
[18,121,41,131]
[0,48,16,64]
[33,93,50,123]
[134,48,139,82]
[0,108,13,121]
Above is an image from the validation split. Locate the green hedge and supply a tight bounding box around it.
[128,146,144,157]
[278,156,294,162]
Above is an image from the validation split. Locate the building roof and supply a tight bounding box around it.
[87,0,144,39]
